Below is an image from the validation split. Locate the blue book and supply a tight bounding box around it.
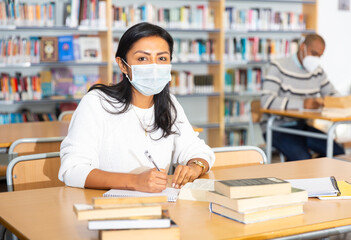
[58,36,74,62]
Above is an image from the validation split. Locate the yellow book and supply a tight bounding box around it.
[318,181,351,200]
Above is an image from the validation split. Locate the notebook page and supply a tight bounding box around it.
[103,188,180,202]
[286,177,338,197]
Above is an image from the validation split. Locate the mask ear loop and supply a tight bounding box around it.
[121,58,132,81]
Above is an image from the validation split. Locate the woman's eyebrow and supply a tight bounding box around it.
[133,50,170,55]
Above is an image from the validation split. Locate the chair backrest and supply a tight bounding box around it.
[6,152,64,191]
[250,99,262,123]
[8,137,65,157]
[58,110,75,122]
[212,146,267,168]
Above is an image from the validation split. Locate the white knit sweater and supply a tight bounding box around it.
[59,90,215,188]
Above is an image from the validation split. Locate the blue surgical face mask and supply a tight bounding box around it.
[122,59,172,96]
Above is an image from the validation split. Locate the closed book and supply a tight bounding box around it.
[73,203,162,221]
[88,210,171,230]
[214,177,291,198]
[210,202,304,224]
[58,35,74,62]
[99,223,180,240]
[206,187,307,212]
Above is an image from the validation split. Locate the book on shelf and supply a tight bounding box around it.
[78,36,102,62]
[58,36,74,62]
[209,202,304,224]
[0,1,56,27]
[172,38,215,63]
[178,179,215,201]
[40,36,58,62]
[170,71,214,95]
[73,203,162,221]
[224,7,306,31]
[88,209,171,230]
[0,72,42,101]
[206,187,307,213]
[225,129,247,146]
[51,68,73,96]
[111,3,214,30]
[214,177,291,199]
[286,177,340,197]
[99,223,180,240]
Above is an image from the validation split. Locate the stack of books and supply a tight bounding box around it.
[322,96,351,118]
[73,196,180,240]
[206,177,308,224]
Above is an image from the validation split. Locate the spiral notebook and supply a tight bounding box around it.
[103,188,180,202]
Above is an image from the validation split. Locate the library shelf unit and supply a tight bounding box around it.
[222,0,317,146]
[0,0,317,147]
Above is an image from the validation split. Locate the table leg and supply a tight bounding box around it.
[266,115,276,164]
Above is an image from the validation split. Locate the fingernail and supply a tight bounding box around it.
[172,183,175,188]
[175,184,179,189]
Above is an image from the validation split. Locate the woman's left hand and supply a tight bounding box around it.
[172,165,202,189]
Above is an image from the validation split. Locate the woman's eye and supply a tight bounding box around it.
[138,57,147,61]
[159,56,167,61]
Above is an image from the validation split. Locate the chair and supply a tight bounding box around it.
[6,152,64,192]
[250,99,286,163]
[212,146,267,168]
[8,136,65,163]
[58,110,75,122]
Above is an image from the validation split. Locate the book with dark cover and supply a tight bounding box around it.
[214,177,291,198]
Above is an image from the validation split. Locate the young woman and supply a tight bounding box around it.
[59,22,215,193]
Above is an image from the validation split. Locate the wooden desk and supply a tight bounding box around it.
[0,121,69,148]
[261,109,351,163]
[1,158,351,240]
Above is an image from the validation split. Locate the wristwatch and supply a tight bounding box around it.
[190,160,206,174]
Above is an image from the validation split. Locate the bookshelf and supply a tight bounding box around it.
[0,0,317,147]
[222,0,317,147]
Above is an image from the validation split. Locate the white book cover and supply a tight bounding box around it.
[78,37,102,62]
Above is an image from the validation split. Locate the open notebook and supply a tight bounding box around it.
[103,188,181,202]
[286,177,340,197]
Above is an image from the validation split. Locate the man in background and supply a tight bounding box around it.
[260,33,345,161]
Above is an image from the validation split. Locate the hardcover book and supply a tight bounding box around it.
[214,177,291,198]
[88,210,171,230]
[40,36,58,62]
[73,203,162,221]
[206,187,307,212]
[210,202,303,224]
[99,223,180,240]
[58,35,74,62]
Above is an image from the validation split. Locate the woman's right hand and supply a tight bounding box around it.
[134,168,168,193]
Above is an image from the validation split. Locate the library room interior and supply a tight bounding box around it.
[1,0,351,240]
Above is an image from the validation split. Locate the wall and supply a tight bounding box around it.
[318,0,351,95]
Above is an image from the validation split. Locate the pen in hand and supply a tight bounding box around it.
[144,150,160,171]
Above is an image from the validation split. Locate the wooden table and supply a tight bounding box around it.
[261,109,351,163]
[2,158,351,240]
[0,121,69,148]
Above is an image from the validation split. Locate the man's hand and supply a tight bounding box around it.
[304,98,324,109]
[134,169,167,193]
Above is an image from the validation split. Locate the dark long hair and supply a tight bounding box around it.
[89,22,178,138]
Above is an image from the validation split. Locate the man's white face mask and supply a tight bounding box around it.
[302,45,321,73]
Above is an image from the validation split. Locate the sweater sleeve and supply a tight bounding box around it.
[170,96,215,171]
[261,63,304,110]
[320,74,339,97]
[58,91,105,188]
